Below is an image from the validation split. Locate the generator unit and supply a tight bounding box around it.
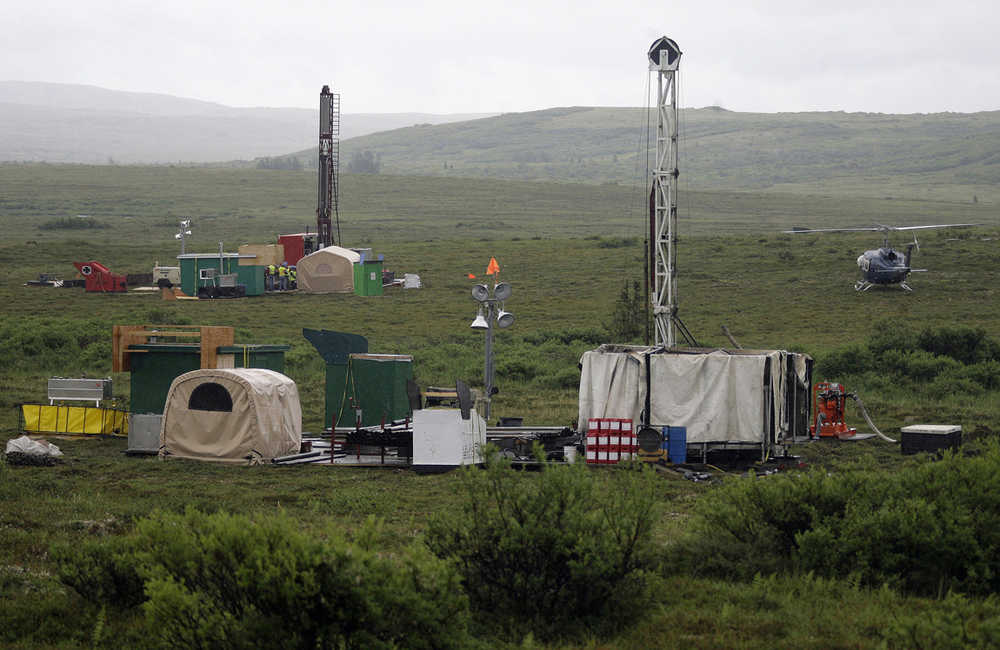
[811,382,857,438]
[637,426,687,464]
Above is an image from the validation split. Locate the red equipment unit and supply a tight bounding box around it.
[73,261,128,293]
[811,381,857,438]
[278,233,319,266]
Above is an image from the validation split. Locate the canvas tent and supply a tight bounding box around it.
[160,368,301,464]
[297,245,360,294]
[578,346,811,457]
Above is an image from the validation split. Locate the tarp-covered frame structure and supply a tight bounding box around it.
[159,368,302,465]
[578,345,812,460]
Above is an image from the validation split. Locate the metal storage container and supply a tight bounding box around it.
[326,353,413,428]
[48,377,112,405]
[128,344,289,414]
[900,424,962,455]
[127,414,163,455]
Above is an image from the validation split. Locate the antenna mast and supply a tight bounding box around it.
[317,85,341,248]
[648,37,682,348]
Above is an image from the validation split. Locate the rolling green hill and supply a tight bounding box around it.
[293,106,1000,203]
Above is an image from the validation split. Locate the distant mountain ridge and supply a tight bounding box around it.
[3,82,998,203]
[0,81,494,163]
[324,105,1000,198]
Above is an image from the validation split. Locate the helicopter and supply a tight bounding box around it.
[784,223,979,292]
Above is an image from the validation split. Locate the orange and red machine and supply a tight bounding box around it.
[811,381,857,438]
[72,261,128,293]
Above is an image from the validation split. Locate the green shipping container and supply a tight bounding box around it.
[128,343,289,414]
[353,260,384,296]
[236,265,266,296]
[325,353,412,428]
[177,254,264,296]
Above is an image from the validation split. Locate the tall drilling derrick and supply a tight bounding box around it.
[317,85,341,248]
[648,37,684,348]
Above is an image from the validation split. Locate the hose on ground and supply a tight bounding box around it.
[848,393,896,443]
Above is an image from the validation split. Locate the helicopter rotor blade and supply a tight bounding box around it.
[784,223,980,235]
[782,227,882,234]
[890,223,980,231]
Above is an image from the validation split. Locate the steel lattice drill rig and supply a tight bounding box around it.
[316,85,341,248]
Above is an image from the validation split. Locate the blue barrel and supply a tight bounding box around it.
[666,426,687,464]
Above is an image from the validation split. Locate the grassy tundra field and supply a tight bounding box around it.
[2,163,1000,647]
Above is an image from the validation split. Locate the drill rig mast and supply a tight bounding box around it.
[648,36,696,348]
[317,85,341,248]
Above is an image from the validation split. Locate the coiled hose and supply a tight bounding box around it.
[848,393,897,443]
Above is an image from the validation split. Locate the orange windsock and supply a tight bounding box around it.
[485,257,500,275]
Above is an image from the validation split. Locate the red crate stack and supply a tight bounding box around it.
[586,418,601,464]
[586,418,633,465]
[619,420,637,461]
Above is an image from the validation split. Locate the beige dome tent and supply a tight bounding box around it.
[297,245,360,293]
[159,368,301,464]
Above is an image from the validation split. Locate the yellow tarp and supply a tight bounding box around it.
[21,404,129,436]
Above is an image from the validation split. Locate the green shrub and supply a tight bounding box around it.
[674,469,864,580]
[0,317,110,372]
[521,327,607,346]
[426,447,659,641]
[38,216,108,230]
[144,308,192,325]
[879,349,962,383]
[815,344,872,379]
[536,366,581,388]
[883,592,1000,649]
[495,350,542,381]
[52,536,146,609]
[867,321,918,355]
[676,442,1000,597]
[917,326,1000,365]
[134,509,469,649]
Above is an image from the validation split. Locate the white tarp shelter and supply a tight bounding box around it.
[578,345,810,454]
[160,368,301,464]
[297,245,360,294]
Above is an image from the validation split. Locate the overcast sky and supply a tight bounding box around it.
[6,0,999,114]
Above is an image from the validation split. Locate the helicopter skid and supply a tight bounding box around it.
[854,280,912,292]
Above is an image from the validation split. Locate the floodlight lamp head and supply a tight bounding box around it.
[174,233,182,240]
[470,308,489,330]
[471,284,490,302]
[496,310,515,329]
[493,282,512,301]
[648,36,681,71]
[184,230,192,235]
[180,219,191,227]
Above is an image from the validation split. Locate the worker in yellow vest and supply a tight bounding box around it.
[266,263,276,291]
[278,262,289,291]
[289,266,297,290]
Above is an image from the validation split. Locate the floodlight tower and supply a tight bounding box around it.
[175,219,192,255]
[648,36,682,348]
[317,85,342,248]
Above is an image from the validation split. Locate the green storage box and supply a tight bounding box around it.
[326,353,413,428]
[128,343,289,414]
[353,260,384,296]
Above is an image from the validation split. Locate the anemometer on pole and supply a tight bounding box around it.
[648,36,694,348]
